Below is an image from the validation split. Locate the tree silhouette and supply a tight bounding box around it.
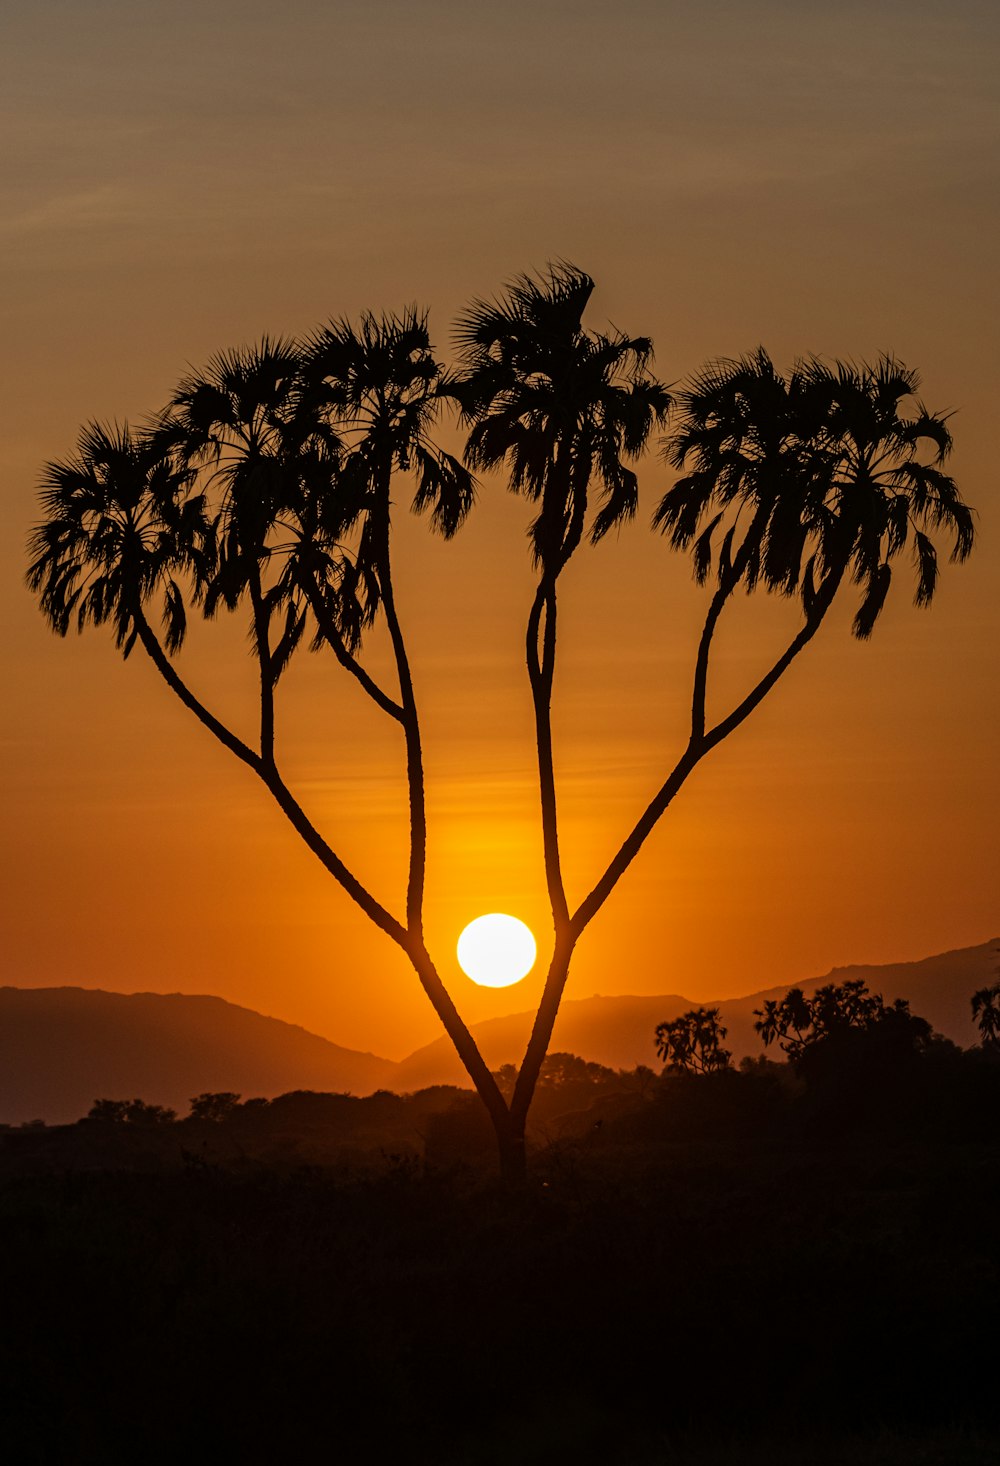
[449,265,673,1160]
[188,1092,242,1122]
[87,1098,176,1125]
[87,1099,132,1124]
[654,1007,732,1074]
[28,264,975,1181]
[754,979,932,1063]
[971,982,1000,1047]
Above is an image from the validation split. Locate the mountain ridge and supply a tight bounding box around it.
[0,986,397,1125]
[392,938,1000,1089]
[3,938,995,1123]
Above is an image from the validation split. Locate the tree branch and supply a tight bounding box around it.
[135,610,406,945]
[511,461,599,1124]
[702,567,843,751]
[691,516,761,742]
[381,574,428,932]
[691,580,732,742]
[299,569,405,722]
[572,567,845,938]
[701,621,820,752]
[510,930,575,1129]
[527,577,569,927]
[571,744,702,937]
[369,448,428,933]
[405,939,510,1130]
[259,768,407,944]
[135,613,262,774]
[248,571,275,767]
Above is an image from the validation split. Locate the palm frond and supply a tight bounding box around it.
[453,265,666,574]
[411,446,477,538]
[656,348,973,635]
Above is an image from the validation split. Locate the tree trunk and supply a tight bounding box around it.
[496,1120,527,1187]
[510,934,576,1134]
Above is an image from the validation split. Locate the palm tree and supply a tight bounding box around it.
[302,308,475,541]
[449,264,672,1145]
[26,417,302,795]
[562,347,974,1120]
[452,264,672,574]
[164,319,502,1141]
[26,421,200,664]
[651,350,974,749]
[298,309,474,925]
[299,310,476,684]
[162,338,331,766]
[971,982,1000,1046]
[27,278,978,1185]
[28,317,515,1171]
[167,335,432,728]
[803,355,974,636]
[294,312,505,1134]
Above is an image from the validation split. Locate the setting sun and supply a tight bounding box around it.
[457,914,537,988]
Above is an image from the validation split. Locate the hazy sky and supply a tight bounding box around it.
[2,0,997,1057]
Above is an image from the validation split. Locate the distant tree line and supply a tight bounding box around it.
[656,976,1000,1077]
[16,972,980,1166]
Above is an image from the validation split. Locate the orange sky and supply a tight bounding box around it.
[2,1,998,1058]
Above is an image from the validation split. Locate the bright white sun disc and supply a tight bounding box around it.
[457,914,537,988]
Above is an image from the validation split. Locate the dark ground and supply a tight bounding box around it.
[1,1057,997,1464]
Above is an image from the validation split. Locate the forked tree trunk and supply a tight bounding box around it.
[405,935,578,1186]
[495,938,577,1186]
[496,1125,528,1186]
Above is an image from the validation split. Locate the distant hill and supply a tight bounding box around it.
[4,940,996,1121]
[0,988,396,1125]
[393,939,1000,1089]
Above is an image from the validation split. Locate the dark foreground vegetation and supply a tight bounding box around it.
[2,1008,998,1465]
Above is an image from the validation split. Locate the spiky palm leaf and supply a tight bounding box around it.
[165,338,372,667]
[449,262,671,573]
[656,351,974,637]
[805,356,973,636]
[27,422,198,658]
[301,308,476,565]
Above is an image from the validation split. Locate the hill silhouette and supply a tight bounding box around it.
[393,939,999,1089]
[0,988,395,1125]
[3,940,995,1121]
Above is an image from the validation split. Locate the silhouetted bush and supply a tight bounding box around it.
[187,1091,241,1122]
[654,1006,732,1073]
[85,1097,176,1125]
